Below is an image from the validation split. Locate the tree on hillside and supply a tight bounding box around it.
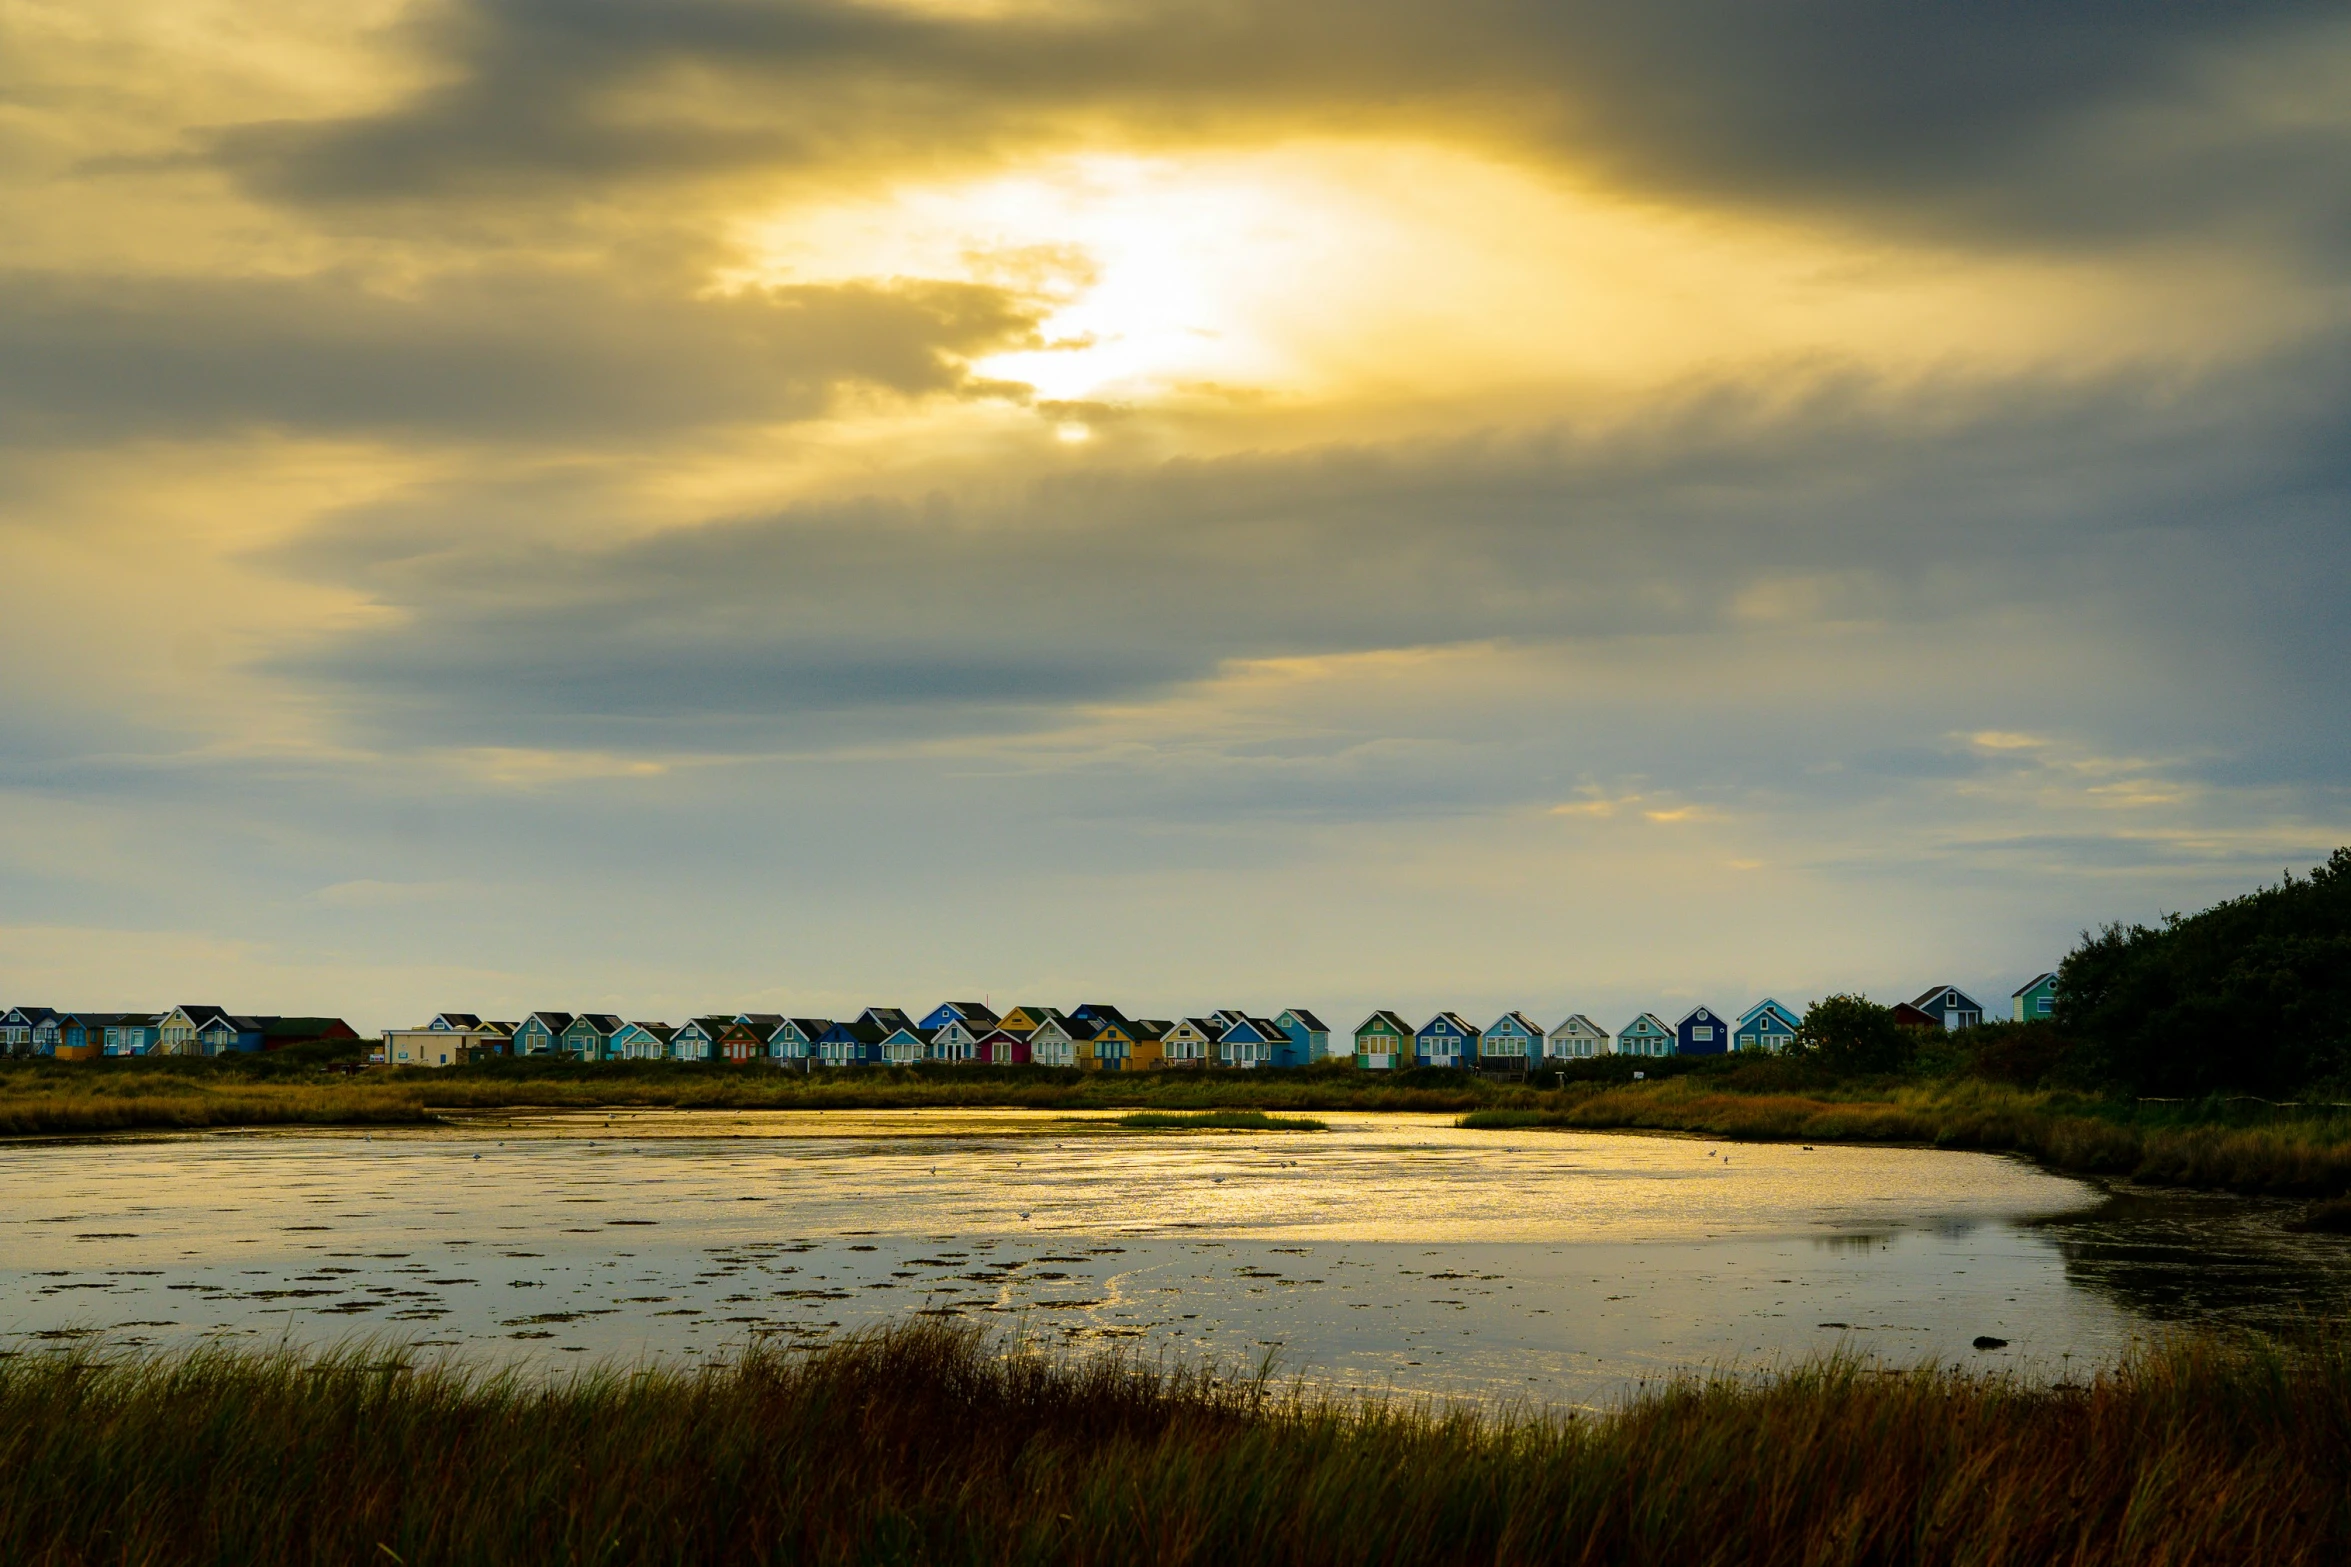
[1793,995,1914,1075]
[2056,848,2351,1097]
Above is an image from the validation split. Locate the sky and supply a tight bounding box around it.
[3,0,2348,1035]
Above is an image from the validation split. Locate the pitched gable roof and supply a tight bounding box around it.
[1910,985,1984,1013]
[1278,1008,1328,1031]
[2012,972,2058,998]
[1355,1009,1413,1036]
[1736,999,1801,1030]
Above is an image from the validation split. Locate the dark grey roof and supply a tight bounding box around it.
[2012,973,2058,998]
[1281,1008,1329,1031]
[570,1014,624,1033]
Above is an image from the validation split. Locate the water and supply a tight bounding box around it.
[3,1110,2345,1404]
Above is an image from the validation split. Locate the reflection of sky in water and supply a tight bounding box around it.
[3,1110,2343,1404]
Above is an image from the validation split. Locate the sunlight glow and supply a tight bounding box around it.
[738,141,2302,425]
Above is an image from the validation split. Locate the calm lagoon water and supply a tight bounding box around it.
[4,1109,2346,1404]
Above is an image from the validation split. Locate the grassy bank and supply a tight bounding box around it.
[1462,1075,2351,1196]
[1,1320,2345,1565]
[0,1056,1507,1135]
[0,1065,431,1136]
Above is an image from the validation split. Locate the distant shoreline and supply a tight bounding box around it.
[5,1061,2349,1210]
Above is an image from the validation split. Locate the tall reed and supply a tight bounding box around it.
[0,1321,2344,1564]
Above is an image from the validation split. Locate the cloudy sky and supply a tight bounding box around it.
[4,0,2348,1033]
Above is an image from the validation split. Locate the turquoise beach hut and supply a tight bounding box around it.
[1618,1013,1675,1058]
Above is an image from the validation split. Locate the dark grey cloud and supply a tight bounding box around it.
[209,0,2350,252]
[264,337,2351,758]
[0,268,1039,445]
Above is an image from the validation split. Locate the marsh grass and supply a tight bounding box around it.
[1,1321,2345,1565]
[0,1064,429,1136]
[1461,1076,2351,1195]
[1110,1109,1328,1130]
